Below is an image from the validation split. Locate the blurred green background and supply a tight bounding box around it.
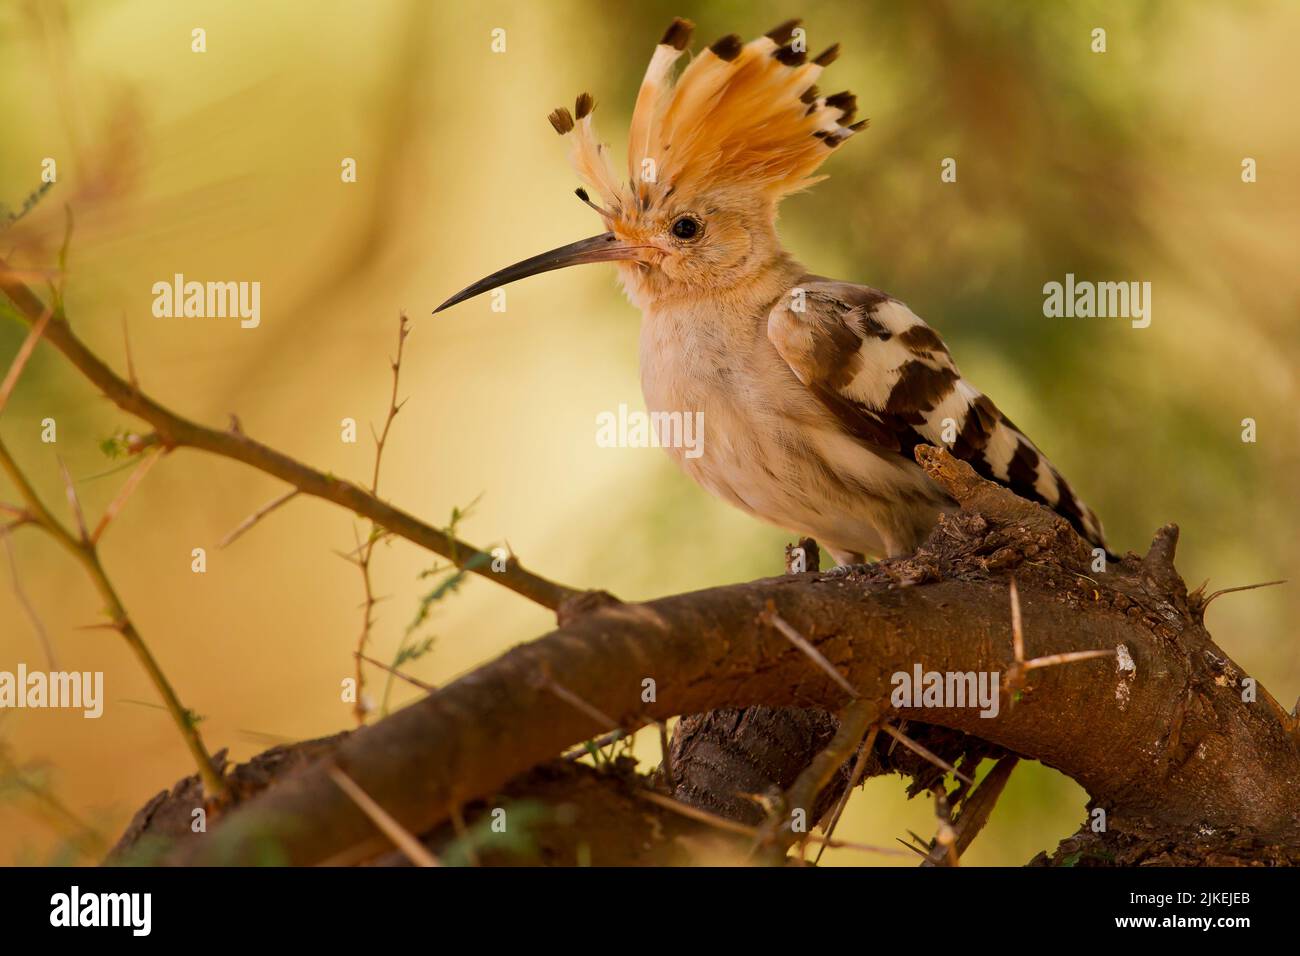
[0,0,1296,865]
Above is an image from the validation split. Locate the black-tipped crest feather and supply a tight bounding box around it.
[813,44,840,66]
[548,107,574,135]
[765,19,802,45]
[709,34,743,61]
[660,17,694,50]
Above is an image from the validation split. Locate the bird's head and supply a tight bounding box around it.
[435,17,864,314]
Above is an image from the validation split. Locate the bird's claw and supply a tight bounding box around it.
[826,562,879,578]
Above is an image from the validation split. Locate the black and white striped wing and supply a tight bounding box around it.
[768,279,1109,551]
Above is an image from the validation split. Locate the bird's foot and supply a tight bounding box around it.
[826,561,879,578]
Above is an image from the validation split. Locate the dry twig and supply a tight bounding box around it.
[0,262,579,611]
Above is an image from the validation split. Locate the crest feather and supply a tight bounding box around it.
[548,18,863,211]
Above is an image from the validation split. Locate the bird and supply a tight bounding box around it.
[435,16,1109,566]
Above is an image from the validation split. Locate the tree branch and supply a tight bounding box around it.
[0,261,580,612]
[139,451,1298,865]
[0,439,226,796]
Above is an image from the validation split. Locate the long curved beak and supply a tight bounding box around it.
[433,232,649,313]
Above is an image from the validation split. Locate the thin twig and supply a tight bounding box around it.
[352,313,410,724]
[1,525,58,668]
[353,524,380,724]
[0,439,225,796]
[658,720,675,790]
[927,786,960,867]
[219,488,300,549]
[767,697,880,856]
[638,790,757,837]
[0,262,580,611]
[562,726,640,761]
[335,530,393,563]
[922,754,1020,866]
[327,764,438,867]
[368,312,408,498]
[813,723,879,865]
[449,803,481,867]
[0,304,53,414]
[636,790,911,857]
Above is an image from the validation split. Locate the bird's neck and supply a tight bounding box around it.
[619,250,806,320]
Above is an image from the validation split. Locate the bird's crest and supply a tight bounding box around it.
[547,17,864,215]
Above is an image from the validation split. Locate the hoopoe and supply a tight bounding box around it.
[436,17,1109,565]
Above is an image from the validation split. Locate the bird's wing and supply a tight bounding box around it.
[768,278,1109,551]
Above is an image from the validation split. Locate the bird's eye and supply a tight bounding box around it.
[670,216,702,241]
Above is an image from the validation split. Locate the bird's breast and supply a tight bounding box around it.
[633,300,948,559]
[635,304,816,513]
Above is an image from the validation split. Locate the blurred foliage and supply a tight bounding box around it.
[0,0,1296,866]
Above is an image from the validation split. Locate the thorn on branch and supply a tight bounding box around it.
[539,676,622,733]
[219,488,300,549]
[759,602,858,699]
[813,723,879,865]
[879,722,974,786]
[1020,649,1117,672]
[121,313,139,391]
[91,447,163,544]
[923,754,1020,866]
[1200,579,1286,611]
[56,456,88,543]
[327,763,438,867]
[1009,577,1024,664]
[1004,579,1118,694]
[354,650,435,692]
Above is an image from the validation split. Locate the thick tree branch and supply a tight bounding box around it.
[132,451,1298,865]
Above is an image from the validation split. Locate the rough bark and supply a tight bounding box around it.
[108,449,1300,866]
